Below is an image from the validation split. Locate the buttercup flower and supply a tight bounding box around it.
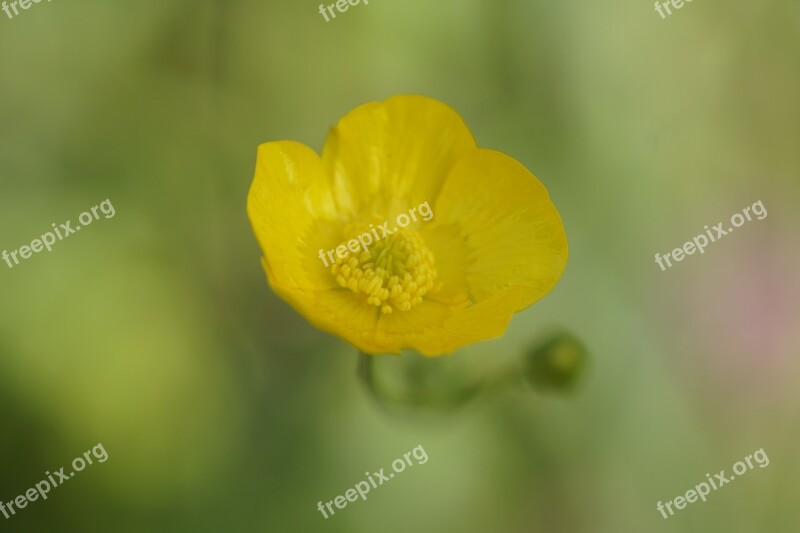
[247,95,568,356]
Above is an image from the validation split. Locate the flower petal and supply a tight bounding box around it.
[322,95,477,218]
[374,298,511,356]
[266,269,382,349]
[247,141,344,291]
[423,148,568,311]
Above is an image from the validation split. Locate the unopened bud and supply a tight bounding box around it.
[524,332,588,392]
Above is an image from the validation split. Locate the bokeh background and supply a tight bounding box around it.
[1,0,799,531]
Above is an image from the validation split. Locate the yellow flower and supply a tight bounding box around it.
[247,95,568,356]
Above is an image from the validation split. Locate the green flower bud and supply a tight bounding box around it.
[524,332,588,392]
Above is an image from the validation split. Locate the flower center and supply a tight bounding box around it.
[330,228,439,314]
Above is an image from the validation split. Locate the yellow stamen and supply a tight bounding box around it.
[330,228,438,313]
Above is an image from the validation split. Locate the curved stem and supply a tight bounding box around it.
[357,351,522,412]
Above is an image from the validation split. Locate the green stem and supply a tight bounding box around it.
[357,351,522,412]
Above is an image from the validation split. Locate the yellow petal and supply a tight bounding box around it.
[266,266,381,349]
[270,280,509,356]
[374,294,533,356]
[322,95,477,218]
[423,148,568,312]
[247,141,345,291]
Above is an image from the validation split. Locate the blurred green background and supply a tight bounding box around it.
[1,0,799,531]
